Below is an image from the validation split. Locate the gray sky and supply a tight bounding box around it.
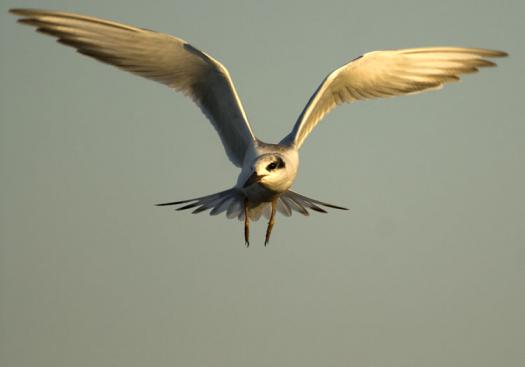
[1,0,523,366]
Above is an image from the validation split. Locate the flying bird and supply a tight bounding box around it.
[10,8,507,246]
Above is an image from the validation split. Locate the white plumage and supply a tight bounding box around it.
[11,8,507,245]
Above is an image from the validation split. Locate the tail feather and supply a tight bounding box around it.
[156,191,223,207]
[156,188,240,215]
[276,197,292,217]
[226,198,243,219]
[209,196,233,216]
[281,194,309,216]
[281,190,349,214]
[156,188,348,220]
[191,193,226,214]
[287,193,326,213]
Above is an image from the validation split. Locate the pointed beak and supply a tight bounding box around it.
[243,172,265,188]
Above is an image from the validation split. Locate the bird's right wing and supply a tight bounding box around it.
[282,47,507,149]
[10,8,256,167]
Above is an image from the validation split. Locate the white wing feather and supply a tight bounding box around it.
[284,47,507,149]
[11,8,256,166]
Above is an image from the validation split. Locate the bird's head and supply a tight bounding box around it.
[243,153,292,192]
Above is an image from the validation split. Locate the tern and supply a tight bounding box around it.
[10,8,507,246]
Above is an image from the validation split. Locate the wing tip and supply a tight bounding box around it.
[9,8,48,17]
[9,8,26,15]
[488,49,508,57]
[402,47,509,58]
[463,48,508,58]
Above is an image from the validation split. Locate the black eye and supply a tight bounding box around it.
[266,162,277,171]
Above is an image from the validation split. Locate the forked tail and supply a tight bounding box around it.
[156,188,348,221]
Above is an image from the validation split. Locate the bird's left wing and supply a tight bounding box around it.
[10,8,256,167]
[282,47,507,149]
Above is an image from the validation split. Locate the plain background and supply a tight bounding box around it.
[1,0,523,366]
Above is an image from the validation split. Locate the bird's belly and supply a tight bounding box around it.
[242,184,278,204]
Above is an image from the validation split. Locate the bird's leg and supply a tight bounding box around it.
[244,198,250,247]
[264,199,277,246]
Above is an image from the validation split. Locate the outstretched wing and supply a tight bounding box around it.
[282,47,507,149]
[10,8,256,166]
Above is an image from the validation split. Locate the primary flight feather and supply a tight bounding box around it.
[10,8,507,245]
